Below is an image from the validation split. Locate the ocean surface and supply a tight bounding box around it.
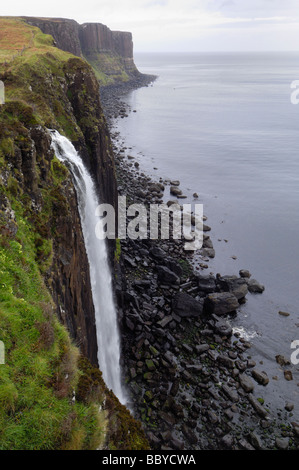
[112,52,299,417]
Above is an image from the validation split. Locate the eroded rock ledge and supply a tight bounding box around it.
[23,16,141,85]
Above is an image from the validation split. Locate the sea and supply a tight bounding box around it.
[111,52,299,418]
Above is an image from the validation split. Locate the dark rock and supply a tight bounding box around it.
[217,354,235,369]
[247,394,268,418]
[213,319,233,337]
[285,402,294,412]
[150,246,167,260]
[251,368,269,386]
[164,258,183,277]
[158,316,173,328]
[221,384,239,403]
[148,182,164,193]
[135,189,146,198]
[169,381,180,397]
[172,292,204,317]
[123,255,137,268]
[170,186,182,196]
[284,370,293,381]
[181,424,197,445]
[125,317,135,331]
[221,434,235,448]
[182,343,193,354]
[204,292,239,316]
[157,265,180,285]
[216,275,248,300]
[275,437,289,450]
[238,439,255,451]
[161,412,176,426]
[275,354,290,366]
[249,432,264,450]
[197,274,216,293]
[201,248,215,258]
[170,437,184,450]
[246,278,265,293]
[239,373,255,392]
[239,269,251,278]
[195,344,210,354]
[206,410,219,424]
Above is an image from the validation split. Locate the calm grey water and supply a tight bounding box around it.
[113,52,299,416]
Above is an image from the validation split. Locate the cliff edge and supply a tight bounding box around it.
[23,16,141,85]
[0,17,148,450]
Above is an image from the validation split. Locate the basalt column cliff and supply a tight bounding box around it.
[23,17,141,85]
[0,17,149,450]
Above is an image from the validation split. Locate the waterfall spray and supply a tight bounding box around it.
[50,130,126,405]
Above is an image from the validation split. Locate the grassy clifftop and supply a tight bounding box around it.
[0,17,149,450]
[0,17,83,139]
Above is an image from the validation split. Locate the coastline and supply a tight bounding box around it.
[100,80,299,451]
[100,73,157,123]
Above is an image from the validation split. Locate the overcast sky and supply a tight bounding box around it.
[2,0,299,52]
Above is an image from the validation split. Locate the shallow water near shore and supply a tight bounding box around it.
[111,52,299,420]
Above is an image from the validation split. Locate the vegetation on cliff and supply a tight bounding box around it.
[0,17,149,450]
[22,17,140,86]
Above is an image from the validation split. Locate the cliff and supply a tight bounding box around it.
[0,17,148,450]
[23,17,141,85]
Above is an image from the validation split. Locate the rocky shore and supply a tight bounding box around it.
[100,73,157,121]
[100,80,299,451]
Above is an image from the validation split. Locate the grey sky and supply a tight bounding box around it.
[2,0,299,51]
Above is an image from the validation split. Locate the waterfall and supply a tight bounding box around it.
[50,130,127,405]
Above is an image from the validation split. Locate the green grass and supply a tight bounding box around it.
[0,17,150,451]
[83,52,131,86]
[0,200,109,450]
[0,18,83,140]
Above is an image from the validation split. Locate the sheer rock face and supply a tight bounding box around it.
[5,124,99,365]
[23,17,139,83]
[79,23,133,59]
[23,17,82,56]
[1,52,119,365]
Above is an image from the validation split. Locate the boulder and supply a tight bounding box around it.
[275,437,289,450]
[150,246,167,260]
[170,186,182,196]
[157,265,180,285]
[222,384,239,403]
[248,394,268,418]
[251,368,269,386]
[204,292,239,316]
[195,344,210,354]
[239,269,251,278]
[197,274,216,293]
[239,373,255,392]
[172,292,203,317]
[164,258,183,277]
[148,182,164,193]
[213,319,233,337]
[246,278,265,293]
[216,275,248,300]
